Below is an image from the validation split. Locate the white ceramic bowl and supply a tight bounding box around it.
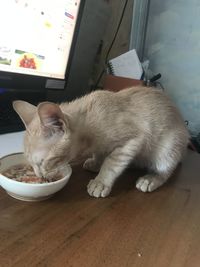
[0,153,72,202]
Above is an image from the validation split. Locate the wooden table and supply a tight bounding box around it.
[0,150,200,267]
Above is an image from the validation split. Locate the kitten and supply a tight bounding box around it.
[13,86,189,198]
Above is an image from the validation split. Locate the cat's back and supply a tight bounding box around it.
[116,86,172,106]
[64,86,187,132]
[116,86,183,121]
[91,86,179,116]
[93,86,187,133]
[64,86,159,111]
[91,86,173,107]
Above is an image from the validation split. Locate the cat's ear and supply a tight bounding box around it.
[13,100,36,128]
[37,102,69,137]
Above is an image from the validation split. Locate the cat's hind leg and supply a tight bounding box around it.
[136,173,171,192]
[136,134,187,192]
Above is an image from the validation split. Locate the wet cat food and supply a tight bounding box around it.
[2,164,62,184]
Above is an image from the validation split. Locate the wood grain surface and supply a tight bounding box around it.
[0,150,200,267]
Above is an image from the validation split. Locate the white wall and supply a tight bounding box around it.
[144,0,200,135]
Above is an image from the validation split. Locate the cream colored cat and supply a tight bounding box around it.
[13,86,189,197]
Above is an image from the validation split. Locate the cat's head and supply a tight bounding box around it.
[13,100,72,178]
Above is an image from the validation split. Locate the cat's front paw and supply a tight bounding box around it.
[136,174,165,192]
[83,158,100,173]
[87,179,111,198]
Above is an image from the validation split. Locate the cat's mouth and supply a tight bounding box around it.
[39,164,72,180]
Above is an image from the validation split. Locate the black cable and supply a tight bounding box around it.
[155,81,165,91]
[94,0,129,88]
